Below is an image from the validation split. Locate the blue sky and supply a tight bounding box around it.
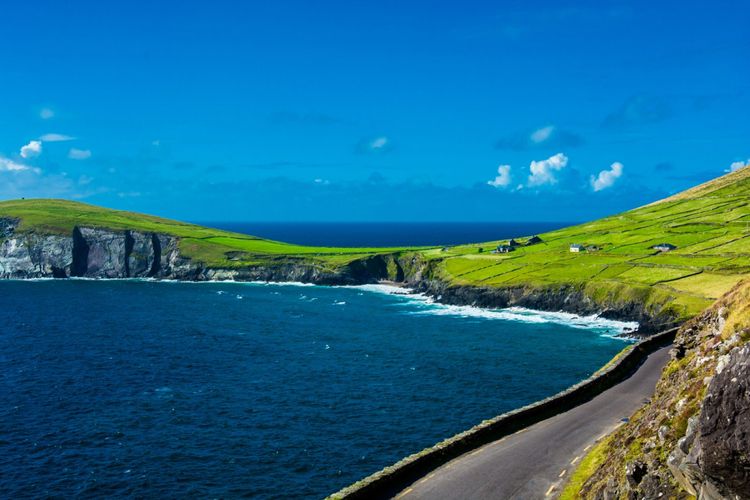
[1,0,748,221]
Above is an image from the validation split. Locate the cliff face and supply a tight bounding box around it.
[0,218,195,279]
[576,281,750,499]
[0,218,414,284]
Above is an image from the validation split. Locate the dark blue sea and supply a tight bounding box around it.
[198,222,573,247]
[0,280,633,498]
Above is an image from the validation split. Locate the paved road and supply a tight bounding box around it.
[396,346,671,500]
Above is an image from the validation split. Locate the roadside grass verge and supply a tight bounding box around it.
[559,435,614,500]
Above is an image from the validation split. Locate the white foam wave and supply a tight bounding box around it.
[343,283,413,295]
[404,301,637,336]
[346,284,638,336]
[246,280,316,287]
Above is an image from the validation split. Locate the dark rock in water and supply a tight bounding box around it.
[698,344,750,498]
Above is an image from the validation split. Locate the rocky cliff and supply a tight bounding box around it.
[0,217,414,284]
[575,280,750,499]
[0,217,196,279]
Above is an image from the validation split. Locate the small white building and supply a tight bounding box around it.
[570,244,585,253]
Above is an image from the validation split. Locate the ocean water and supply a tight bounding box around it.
[198,221,574,247]
[0,280,633,498]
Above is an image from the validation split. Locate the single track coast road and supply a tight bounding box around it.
[396,346,672,500]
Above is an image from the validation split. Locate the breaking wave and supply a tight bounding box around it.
[345,284,639,336]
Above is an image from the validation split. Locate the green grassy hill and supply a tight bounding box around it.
[423,165,750,320]
[0,198,419,270]
[2,165,749,321]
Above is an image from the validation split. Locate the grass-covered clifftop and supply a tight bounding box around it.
[0,198,417,270]
[420,166,750,322]
[2,165,750,322]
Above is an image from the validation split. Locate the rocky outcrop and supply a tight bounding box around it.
[669,343,750,499]
[0,233,74,278]
[0,217,17,238]
[577,281,750,499]
[699,344,750,497]
[0,221,192,279]
[0,219,74,278]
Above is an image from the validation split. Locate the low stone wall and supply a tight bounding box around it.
[328,328,679,499]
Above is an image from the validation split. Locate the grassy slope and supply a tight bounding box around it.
[1,166,749,319]
[423,166,750,320]
[0,198,419,269]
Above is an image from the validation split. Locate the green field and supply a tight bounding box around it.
[419,166,750,319]
[2,166,750,320]
[0,198,419,269]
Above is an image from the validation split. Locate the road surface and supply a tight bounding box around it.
[396,346,671,499]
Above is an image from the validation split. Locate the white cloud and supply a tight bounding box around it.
[0,157,38,173]
[530,125,555,144]
[313,178,330,185]
[527,153,568,186]
[729,159,749,172]
[487,164,512,188]
[369,136,389,150]
[40,108,54,119]
[356,136,392,154]
[20,140,42,158]
[68,148,92,160]
[591,162,624,191]
[39,133,76,142]
[0,158,30,172]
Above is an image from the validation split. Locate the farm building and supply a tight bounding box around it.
[652,243,677,252]
[494,245,515,253]
[526,235,543,245]
[569,244,585,253]
[509,239,521,247]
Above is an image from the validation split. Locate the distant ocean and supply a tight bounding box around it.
[197,221,575,247]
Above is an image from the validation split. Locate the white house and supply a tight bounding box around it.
[570,244,585,253]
